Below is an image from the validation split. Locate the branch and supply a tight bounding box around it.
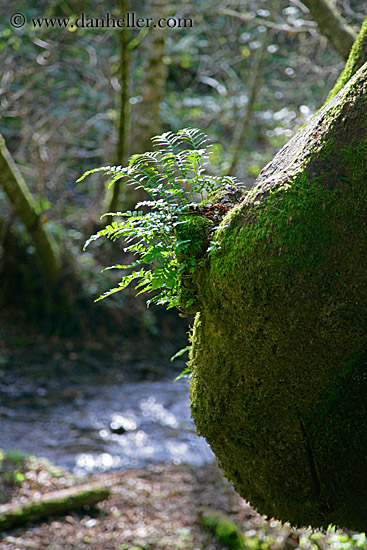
[0,134,61,285]
[300,0,357,60]
[0,482,110,531]
[218,8,317,34]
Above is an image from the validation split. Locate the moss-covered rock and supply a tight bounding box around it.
[187,64,367,531]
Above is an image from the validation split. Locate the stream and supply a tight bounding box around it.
[0,376,215,476]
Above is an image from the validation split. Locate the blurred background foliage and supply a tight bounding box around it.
[0,0,366,337]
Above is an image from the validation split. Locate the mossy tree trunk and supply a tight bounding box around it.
[0,134,61,286]
[184,54,367,531]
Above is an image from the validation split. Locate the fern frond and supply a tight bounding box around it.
[77,165,122,183]
[151,131,181,156]
[178,128,209,150]
[83,127,238,312]
[83,224,117,249]
[94,268,147,302]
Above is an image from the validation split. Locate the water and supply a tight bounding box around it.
[0,379,214,476]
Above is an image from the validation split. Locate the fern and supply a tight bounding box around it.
[81,128,241,310]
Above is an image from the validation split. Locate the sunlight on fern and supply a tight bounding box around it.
[79,128,240,311]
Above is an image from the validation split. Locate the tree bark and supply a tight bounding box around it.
[0,482,110,531]
[130,0,169,155]
[121,0,169,209]
[0,135,61,285]
[105,0,130,219]
[300,0,356,60]
[185,62,367,532]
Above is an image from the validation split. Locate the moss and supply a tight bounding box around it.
[327,17,367,102]
[296,18,367,133]
[175,214,212,312]
[0,484,110,529]
[188,67,367,531]
[200,509,245,549]
[175,214,212,261]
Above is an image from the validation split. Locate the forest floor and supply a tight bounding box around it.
[0,453,304,550]
[0,454,365,550]
[0,313,365,550]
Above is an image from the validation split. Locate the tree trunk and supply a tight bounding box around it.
[104,0,130,219]
[300,0,356,60]
[0,482,110,530]
[121,0,169,209]
[130,0,169,155]
[183,61,367,532]
[0,135,61,285]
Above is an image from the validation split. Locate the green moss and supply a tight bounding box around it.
[200,509,245,549]
[188,69,367,531]
[175,214,212,261]
[327,17,367,102]
[175,214,212,311]
[296,18,367,133]
[0,485,110,529]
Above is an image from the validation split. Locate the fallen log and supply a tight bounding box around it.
[0,481,110,531]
